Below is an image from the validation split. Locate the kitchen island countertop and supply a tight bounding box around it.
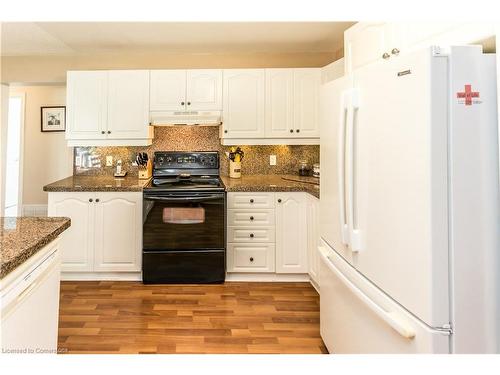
[0,217,71,279]
[221,174,319,198]
[43,175,150,192]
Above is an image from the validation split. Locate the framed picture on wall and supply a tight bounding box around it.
[41,106,66,132]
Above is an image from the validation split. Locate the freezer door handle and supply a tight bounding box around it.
[346,89,362,252]
[318,246,416,339]
[338,91,350,245]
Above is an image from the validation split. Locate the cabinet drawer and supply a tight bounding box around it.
[227,209,275,226]
[227,243,275,272]
[227,226,275,243]
[227,192,275,209]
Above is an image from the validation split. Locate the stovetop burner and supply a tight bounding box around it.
[144,151,225,193]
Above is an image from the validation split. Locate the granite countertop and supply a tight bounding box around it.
[43,175,150,192]
[221,174,320,199]
[0,217,71,279]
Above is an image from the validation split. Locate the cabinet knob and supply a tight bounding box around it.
[250,199,254,203]
[181,102,185,106]
[250,233,254,238]
[296,129,300,133]
[107,131,111,134]
[95,198,100,203]
[224,130,228,134]
[278,199,282,203]
[89,198,93,202]
[249,257,254,262]
[187,102,191,106]
[290,129,294,133]
[101,131,105,134]
[250,216,254,221]
[391,48,400,56]
[382,52,391,59]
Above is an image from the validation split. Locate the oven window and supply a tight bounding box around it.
[162,207,205,224]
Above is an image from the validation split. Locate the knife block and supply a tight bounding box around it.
[138,159,153,180]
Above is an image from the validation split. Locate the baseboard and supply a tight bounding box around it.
[22,204,48,217]
[59,272,319,288]
[60,272,142,281]
[225,273,311,282]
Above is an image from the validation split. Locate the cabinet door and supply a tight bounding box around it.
[293,68,321,137]
[93,193,142,272]
[344,22,392,73]
[107,70,150,139]
[265,69,293,138]
[48,193,94,272]
[186,69,222,110]
[66,71,107,140]
[150,70,186,111]
[307,194,320,286]
[275,193,308,273]
[222,69,265,138]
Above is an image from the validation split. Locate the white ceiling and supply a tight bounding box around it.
[1,22,354,56]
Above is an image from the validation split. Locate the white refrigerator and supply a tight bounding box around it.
[319,45,499,354]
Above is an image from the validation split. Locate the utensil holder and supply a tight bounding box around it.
[229,161,241,179]
[139,159,153,180]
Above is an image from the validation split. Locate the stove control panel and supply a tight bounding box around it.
[154,152,219,169]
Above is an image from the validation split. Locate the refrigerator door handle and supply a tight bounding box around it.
[318,246,416,340]
[338,91,350,245]
[347,89,362,252]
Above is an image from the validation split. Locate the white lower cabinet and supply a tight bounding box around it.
[307,194,320,287]
[275,192,308,273]
[93,193,142,272]
[227,191,318,281]
[227,243,275,272]
[48,192,142,275]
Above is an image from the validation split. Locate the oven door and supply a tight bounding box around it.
[143,192,225,251]
[142,192,226,283]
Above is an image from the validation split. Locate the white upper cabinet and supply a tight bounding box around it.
[222,69,265,138]
[275,192,308,273]
[66,70,153,146]
[344,22,395,73]
[150,70,187,111]
[344,22,496,73]
[293,68,321,137]
[186,70,223,110]
[265,69,294,138]
[150,69,222,111]
[107,70,150,139]
[66,71,108,140]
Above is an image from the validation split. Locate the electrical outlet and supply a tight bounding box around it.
[106,156,113,167]
[270,155,277,166]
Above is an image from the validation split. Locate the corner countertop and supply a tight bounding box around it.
[0,217,71,279]
[221,174,320,199]
[43,175,150,192]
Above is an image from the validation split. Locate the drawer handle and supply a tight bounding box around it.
[249,257,254,262]
[250,216,254,221]
[250,199,254,203]
[250,233,254,238]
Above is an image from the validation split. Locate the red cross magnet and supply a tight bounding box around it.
[457,84,480,106]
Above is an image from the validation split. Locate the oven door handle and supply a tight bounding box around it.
[144,195,223,202]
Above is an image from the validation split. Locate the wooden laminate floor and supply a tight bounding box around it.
[58,281,327,354]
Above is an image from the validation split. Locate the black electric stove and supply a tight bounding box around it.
[142,151,226,284]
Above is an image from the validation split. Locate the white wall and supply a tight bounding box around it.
[9,85,73,205]
[0,83,9,214]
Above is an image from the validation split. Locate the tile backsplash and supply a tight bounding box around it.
[74,126,319,176]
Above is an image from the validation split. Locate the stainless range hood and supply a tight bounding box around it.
[150,111,222,126]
